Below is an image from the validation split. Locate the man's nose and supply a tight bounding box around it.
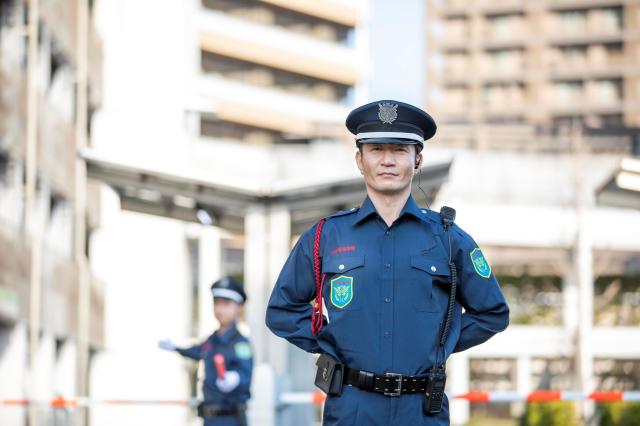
[381,149,396,164]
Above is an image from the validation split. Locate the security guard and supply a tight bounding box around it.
[160,277,253,426]
[265,100,509,425]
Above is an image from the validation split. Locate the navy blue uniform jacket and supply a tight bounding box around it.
[176,324,253,408]
[266,196,509,425]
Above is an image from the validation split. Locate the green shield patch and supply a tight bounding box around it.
[470,248,491,279]
[330,276,353,309]
[234,342,252,360]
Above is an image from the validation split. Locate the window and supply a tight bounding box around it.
[201,0,352,44]
[486,13,523,40]
[0,0,16,29]
[594,359,640,391]
[594,276,640,326]
[201,51,350,102]
[200,117,292,144]
[0,150,8,185]
[592,79,622,105]
[559,10,587,34]
[187,238,199,336]
[532,358,576,390]
[598,114,624,129]
[594,7,623,33]
[499,275,563,325]
[554,80,583,106]
[222,246,244,282]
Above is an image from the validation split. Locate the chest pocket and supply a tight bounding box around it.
[410,256,450,312]
[322,255,365,311]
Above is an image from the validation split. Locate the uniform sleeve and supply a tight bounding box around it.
[265,226,322,353]
[452,227,509,353]
[176,343,204,360]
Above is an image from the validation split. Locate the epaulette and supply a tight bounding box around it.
[421,208,442,225]
[326,206,360,219]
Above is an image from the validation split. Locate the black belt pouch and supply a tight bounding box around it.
[314,353,344,396]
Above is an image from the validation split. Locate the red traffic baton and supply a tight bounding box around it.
[214,354,226,379]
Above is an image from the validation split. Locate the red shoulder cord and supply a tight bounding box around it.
[311,218,326,336]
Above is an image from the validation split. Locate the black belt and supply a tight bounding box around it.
[344,367,429,397]
[198,403,246,418]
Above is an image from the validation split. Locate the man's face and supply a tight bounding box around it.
[356,143,421,196]
[213,298,242,327]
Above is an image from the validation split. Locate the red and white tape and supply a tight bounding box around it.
[2,391,639,408]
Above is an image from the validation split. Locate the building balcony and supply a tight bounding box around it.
[547,97,624,115]
[547,27,624,45]
[440,0,471,17]
[480,0,527,15]
[441,0,528,17]
[197,8,357,86]
[546,0,626,12]
[483,103,528,117]
[548,63,633,80]
[482,32,529,50]
[255,0,357,27]
[190,74,350,138]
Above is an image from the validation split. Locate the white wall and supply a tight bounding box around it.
[0,323,27,425]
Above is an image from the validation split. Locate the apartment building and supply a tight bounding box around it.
[424,1,640,424]
[194,0,357,147]
[86,1,365,425]
[429,0,640,129]
[0,0,103,424]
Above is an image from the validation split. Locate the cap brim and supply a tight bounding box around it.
[357,138,422,145]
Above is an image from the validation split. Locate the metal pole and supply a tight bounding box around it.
[75,0,90,425]
[572,123,594,422]
[25,0,41,425]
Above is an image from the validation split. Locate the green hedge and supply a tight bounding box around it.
[599,403,640,426]
[520,402,579,426]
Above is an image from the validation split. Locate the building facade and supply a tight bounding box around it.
[429,0,640,129]
[0,0,103,424]
[427,1,640,424]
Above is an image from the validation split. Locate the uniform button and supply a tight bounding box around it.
[430,266,437,272]
[384,331,391,337]
[338,264,345,271]
[384,297,391,303]
[385,263,391,268]
[385,230,391,236]
[421,209,427,214]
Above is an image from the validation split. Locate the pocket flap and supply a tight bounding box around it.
[323,255,365,274]
[411,256,450,277]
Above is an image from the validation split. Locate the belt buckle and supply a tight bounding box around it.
[383,372,403,397]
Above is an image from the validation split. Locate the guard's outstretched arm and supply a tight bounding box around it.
[266,226,322,354]
[176,342,205,360]
[452,228,509,353]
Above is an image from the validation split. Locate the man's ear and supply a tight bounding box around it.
[355,149,364,174]
[414,152,423,170]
